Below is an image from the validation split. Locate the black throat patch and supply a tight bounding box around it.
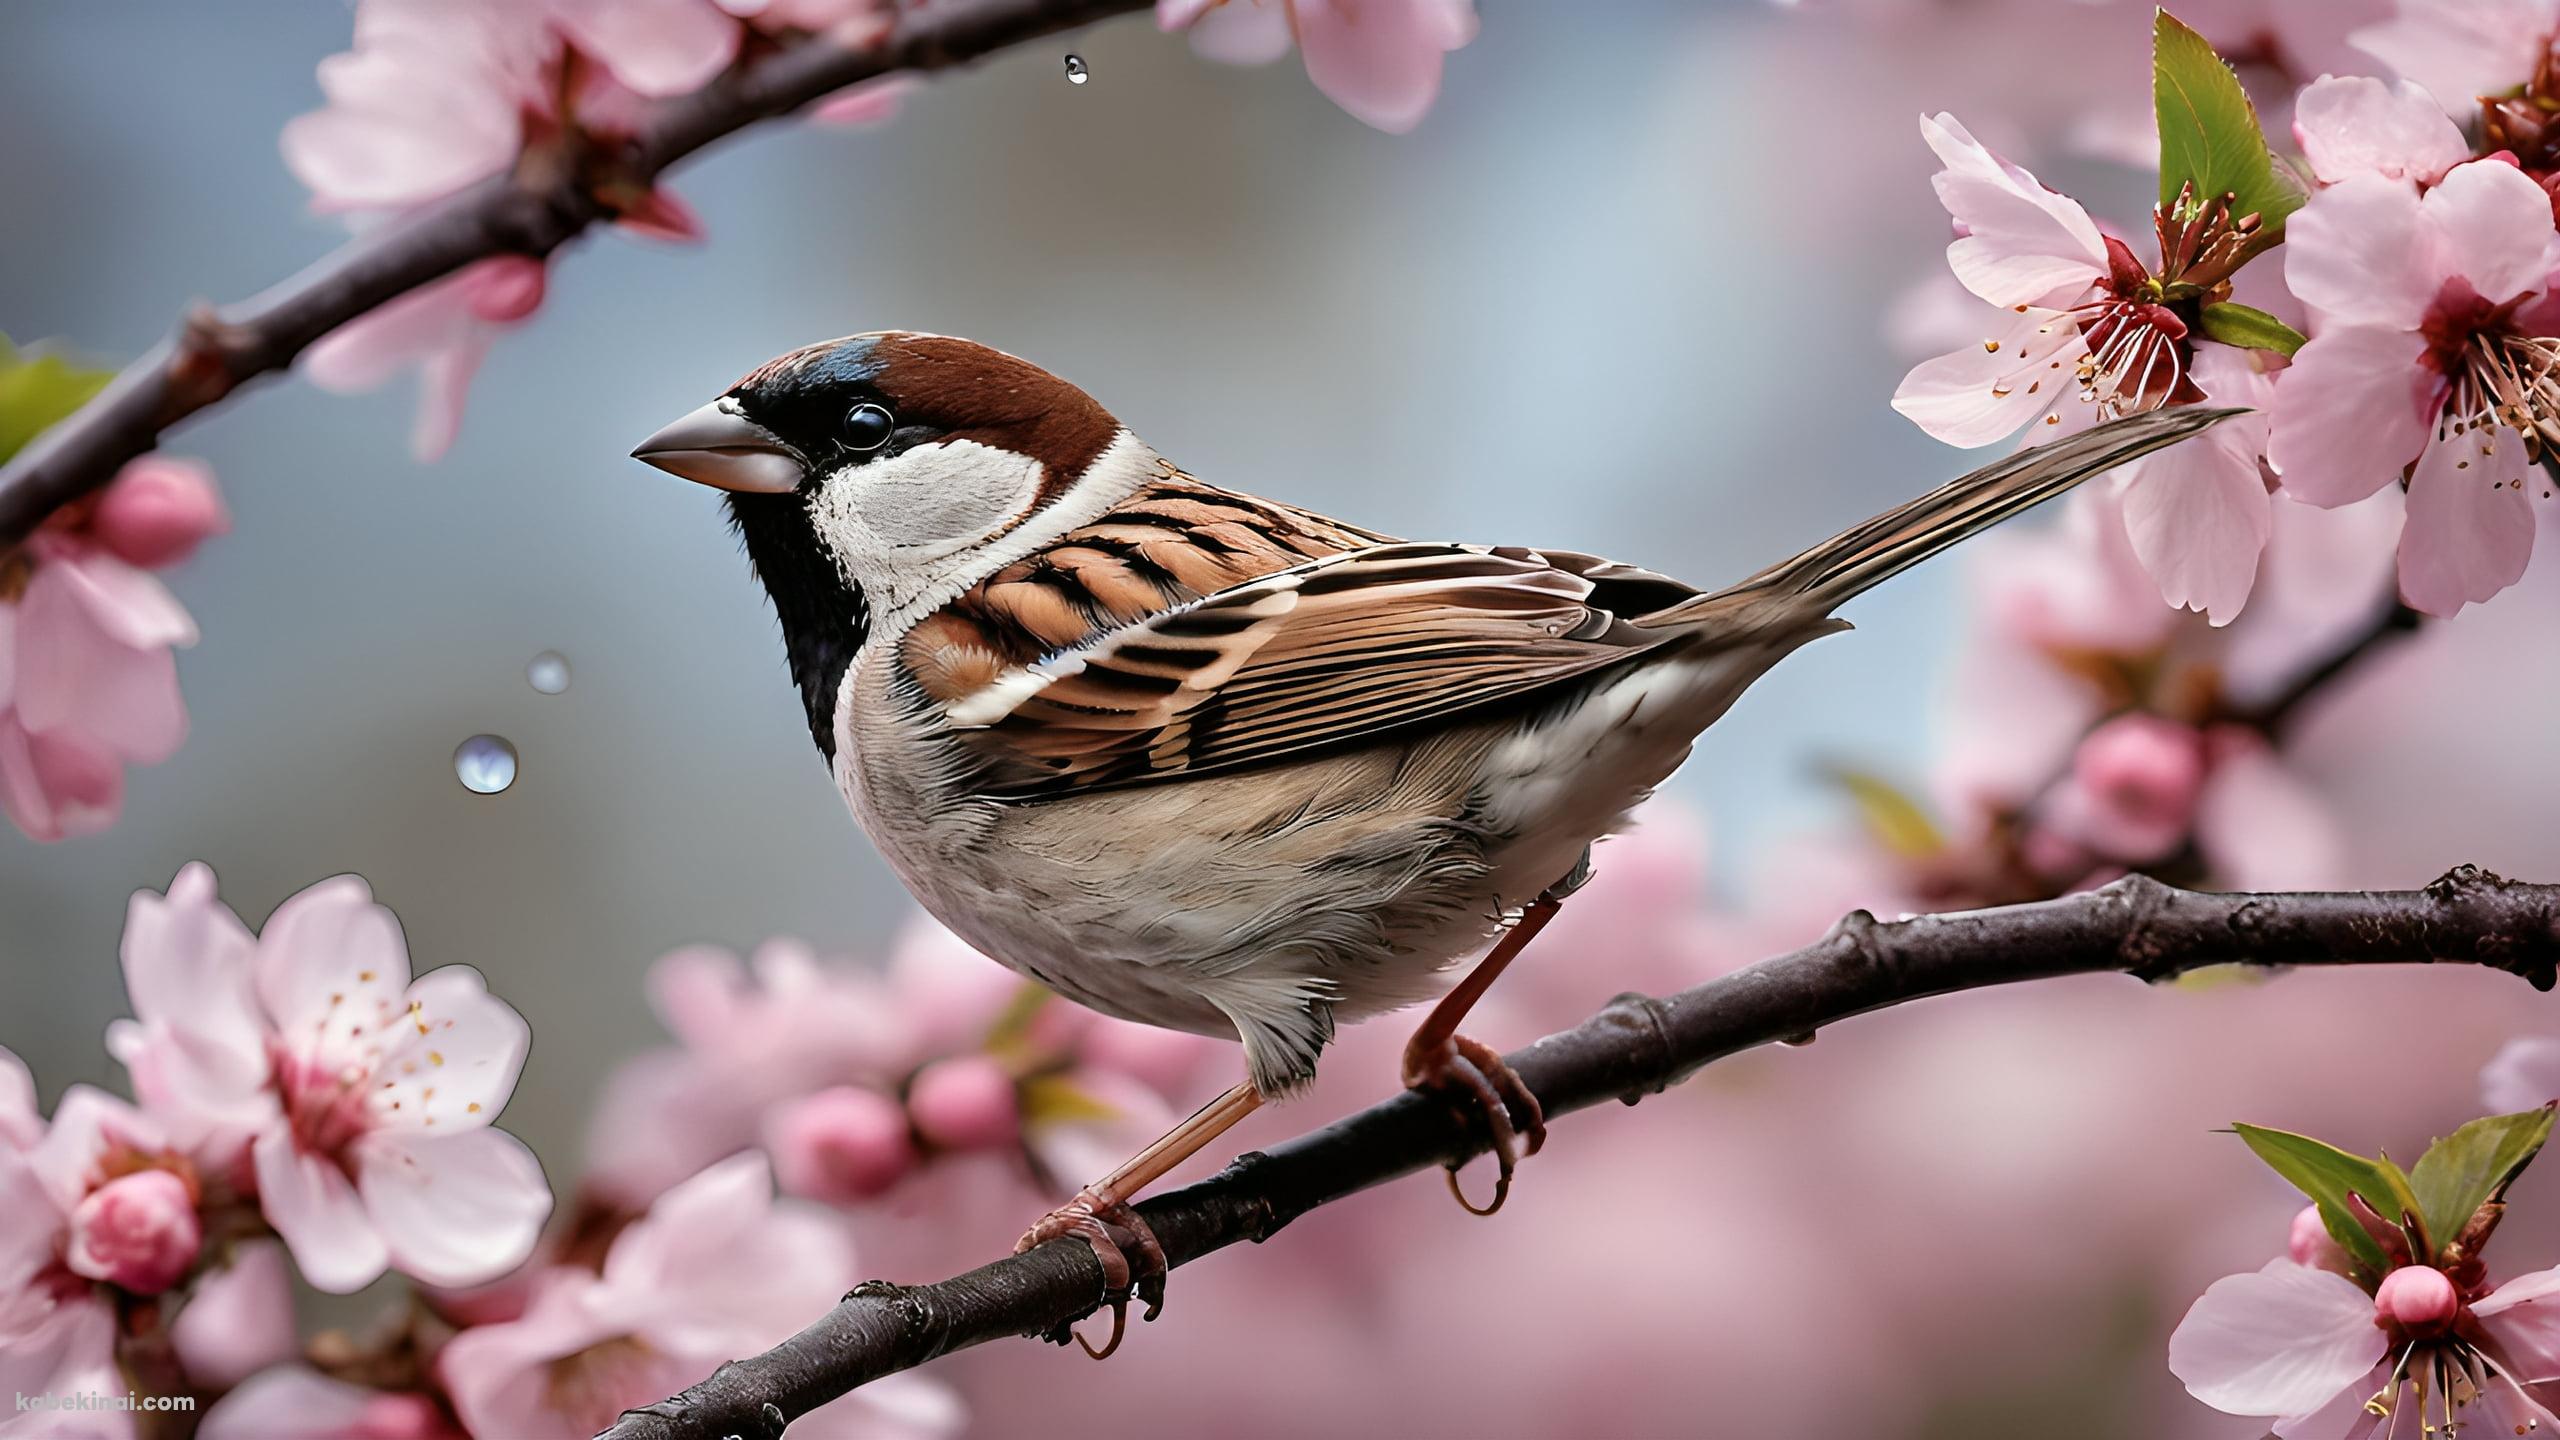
[726,491,869,764]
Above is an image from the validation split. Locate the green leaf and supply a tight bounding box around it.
[2234,1123,2425,1278]
[0,336,114,467]
[2154,10,2303,244]
[1822,765,1943,859]
[1020,1074,1123,1129]
[2196,302,2307,357]
[2409,1107,2555,1261]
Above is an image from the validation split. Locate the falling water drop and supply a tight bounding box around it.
[1064,54,1090,85]
[526,650,571,695]
[453,734,519,795]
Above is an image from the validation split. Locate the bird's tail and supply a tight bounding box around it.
[1704,406,2240,617]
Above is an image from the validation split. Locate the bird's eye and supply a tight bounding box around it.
[841,402,896,452]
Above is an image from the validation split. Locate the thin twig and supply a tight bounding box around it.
[600,866,2560,1440]
[2237,596,2425,737]
[0,0,1153,549]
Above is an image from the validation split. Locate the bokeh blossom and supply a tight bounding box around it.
[1157,0,1477,133]
[107,864,551,1293]
[439,1153,960,1440]
[0,456,225,842]
[580,917,1212,1274]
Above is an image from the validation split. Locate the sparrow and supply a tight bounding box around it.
[632,332,2228,1352]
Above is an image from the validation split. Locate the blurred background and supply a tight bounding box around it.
[6,2,2560,1436]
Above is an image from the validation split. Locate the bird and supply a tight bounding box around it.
[631,332,2230,1353]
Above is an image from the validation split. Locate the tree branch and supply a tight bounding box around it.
[0,0,1152,550]
[600,866,2560,1440]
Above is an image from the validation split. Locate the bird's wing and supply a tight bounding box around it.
[939,542,1697,798]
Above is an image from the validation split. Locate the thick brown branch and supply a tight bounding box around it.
[0,0,1151,549]
[600,866,2560,1440]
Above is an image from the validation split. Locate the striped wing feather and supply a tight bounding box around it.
[945,543,1683,798]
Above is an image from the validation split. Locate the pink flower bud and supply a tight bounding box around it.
[90,457,228,569]
[65,1170,201,1295]
[2288,1205,2350,1275]
[461,256,547,324]
[765,1086,916,1202]
[2375,1265,2459,1335]
[350,1392,454,1440]
[907,1056,1020,1152]
[2064,713,2206,861]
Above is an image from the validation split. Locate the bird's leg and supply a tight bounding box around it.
[1402,853,1592,1216]
[1016,1079,1263,1359]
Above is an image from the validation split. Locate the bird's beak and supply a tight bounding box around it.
[630,400,807,494]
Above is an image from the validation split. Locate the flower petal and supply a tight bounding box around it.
[2397,421,2535,616]
[1921,112,2108,308]
[1291,0,1477,134]
[2267,325,2433,505]
[2194,731,2347,891]
[367,966,530,1131]
[2475,1265,2560,1383]
[2350,0,2558,118]
[120,864,263,1070]
[252,874,413,1051]
[2293,75,2470,185]
[2482,1035,2560,1112]
[1891,306,2089,447]
[251,1124,388,1293]
[550,0,743,98]
[1181,0,1294,65]
[2286,173,2432,329]
[2168,1260,2388,1417]
[2420,157,2560,305]
[2116,398,2273,624]
[169,1239,298,1390]
[354,1126,550,1288]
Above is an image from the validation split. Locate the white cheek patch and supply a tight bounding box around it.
[807,439,1046,617]
[852,439,1045,552]
[816,426,1161,644]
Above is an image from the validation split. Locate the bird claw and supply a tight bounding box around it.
[1403,1032,1545,1217]
[1016,1184,1167,1359]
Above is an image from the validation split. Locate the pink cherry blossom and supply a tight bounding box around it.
[2482,1035,2560,1111]
[439,1153,962,1440]
[200,1368,462,1440]
[906,1055,1021,1152]
[105,863,551,1293]
[303,257,549,461]
[764,1085,916,1203]
[284,0,750,458]
[582,920,1210,1214]
[1890,113,2275,623]
[2173,1251,2560,1434]
[2351,0,2560,114]
[86,457,230,569]
[1158,0,1477,134]
[0,456,219,842]
[2268,159,2560,615]
[2045,713,2207,864]
[63,1170,199,1295]
[2292,74,2469,187]
[168,1240,297,1390]
[0,1083,193,1440]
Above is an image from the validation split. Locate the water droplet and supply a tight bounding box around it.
[1064,54,1090,85]
[453,735,518,795]
[526,650,571,695]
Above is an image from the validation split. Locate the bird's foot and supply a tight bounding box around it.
[1402,1031,1545,1216]
[1015,1183,1166,1360]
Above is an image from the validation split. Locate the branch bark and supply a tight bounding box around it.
[601,865,2560,1440]
[0,0,1153,549]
